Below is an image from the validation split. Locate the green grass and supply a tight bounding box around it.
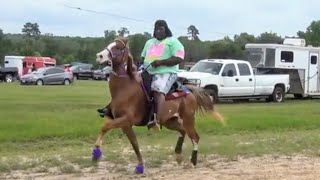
[0,80,320,175]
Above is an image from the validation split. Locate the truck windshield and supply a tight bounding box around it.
[245,48,264,67]
[189,61,223,75]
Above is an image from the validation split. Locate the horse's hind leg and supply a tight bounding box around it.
[184,117,200,166]
[122,127,144,173]
[175,131,186,165]
[163,118,186,165]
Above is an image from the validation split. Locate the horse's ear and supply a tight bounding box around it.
[115,37,128,49]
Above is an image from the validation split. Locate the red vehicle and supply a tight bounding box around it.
[22,57,56,75]
[4,56,56,77]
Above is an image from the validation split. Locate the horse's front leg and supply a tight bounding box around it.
[92,116,130,160]
[122,127,144,174]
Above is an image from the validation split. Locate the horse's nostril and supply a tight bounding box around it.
[99,55,103,59]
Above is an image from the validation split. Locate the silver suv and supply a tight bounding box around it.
[93,66,112,80]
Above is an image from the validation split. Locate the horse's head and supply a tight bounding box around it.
[96,37,134,79]
[96,37,128,65]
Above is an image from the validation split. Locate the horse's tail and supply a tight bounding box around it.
[186,85,226,125]
[186,85,213,112]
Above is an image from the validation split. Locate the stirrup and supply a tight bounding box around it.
[147,121,160,132]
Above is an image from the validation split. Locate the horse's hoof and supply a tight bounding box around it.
[135,165,144,174]
[176,154,183,165]
[183,161,195,169]
[92,147,102,161]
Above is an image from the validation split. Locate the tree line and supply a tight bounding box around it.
[1,20,320,68]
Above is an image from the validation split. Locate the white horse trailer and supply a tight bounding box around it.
[245,38,320,98]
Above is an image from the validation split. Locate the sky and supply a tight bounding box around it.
[1,0,320,41]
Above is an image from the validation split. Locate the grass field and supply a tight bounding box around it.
[1,80,320,175]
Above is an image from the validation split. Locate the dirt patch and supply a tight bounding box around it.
[2,155,320,180]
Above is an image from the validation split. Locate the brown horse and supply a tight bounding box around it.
[93,37,222,173]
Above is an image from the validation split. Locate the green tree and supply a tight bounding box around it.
[209,40,244,59]
[104,30,117,45]
[256,32,282,44]
[187,25,200,40]
[22,22,41,39]
[297,31,305,39]
[42,36,59,57]
[117,27,129,37]
[178,36,209,62]
[234,33,256,49]
[128,33,149,61]
[298,20,320,46]
[0,28,8,64]
[0,28,3,41]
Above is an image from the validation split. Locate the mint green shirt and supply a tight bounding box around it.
[141,37,185,75]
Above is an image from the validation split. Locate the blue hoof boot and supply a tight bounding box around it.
[92,147,102,161]
[135,165,144,174]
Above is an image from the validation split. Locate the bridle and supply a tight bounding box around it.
[105,39,129,77]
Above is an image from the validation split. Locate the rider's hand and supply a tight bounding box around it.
[151,60,162,68]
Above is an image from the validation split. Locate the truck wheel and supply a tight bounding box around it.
[272,87,284,102]
[5,74,13,83]
[36,79,44,86]
[205,89,218,103]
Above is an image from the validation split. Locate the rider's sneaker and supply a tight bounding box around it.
[97,108,105,117]
[97,107,112,118]
[97,108,105,113]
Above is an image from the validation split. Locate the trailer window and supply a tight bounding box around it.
[311,56,317,65]
[245,48,264,67]
[265,48,275,67]
[238,63,251,76]
[281,51,294,63]
[23,62,27,68]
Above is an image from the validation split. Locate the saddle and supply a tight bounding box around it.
[137,71,190,126]
[140,71,190,102]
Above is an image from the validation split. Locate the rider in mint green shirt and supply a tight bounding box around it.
[140,20,185,130]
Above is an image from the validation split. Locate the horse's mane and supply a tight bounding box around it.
[125,43,134,80]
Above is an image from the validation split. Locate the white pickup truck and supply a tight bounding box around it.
[178,59,290,102]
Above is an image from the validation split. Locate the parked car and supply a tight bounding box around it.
[20,67,73,85]
[70,63,93,80]
[0,67,19,82]
[178,59,290,102]
[93,66,112,80]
